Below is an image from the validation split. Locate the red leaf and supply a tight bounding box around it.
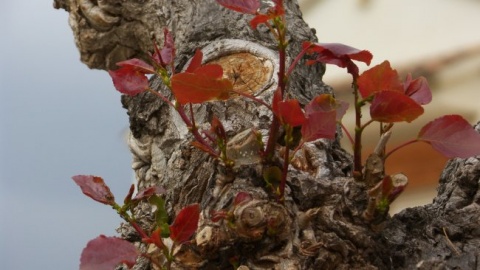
[132,186,166,201]
[275,99,306,127]
[123,184,135,205]
[335,100,349,121]
[169,204,200,243]
[194,64,224,79]
[403,73,432,105]
[273,0,285,16]
[418,115,480,158]
[301,110,337,141]
[250,14,271,29]
[186,49,203,73]
[271,87,282,115]
[357,60,403,99]
[171,72,232,104]
[305,42,373,78]
[117,58,155,74]
[216,0,260,14]
[108,66,149,96]
[72,175,115,205]
[80,235,138,270]
[370,91,424,123]
[249,0,284,29]
[144,228,165,249]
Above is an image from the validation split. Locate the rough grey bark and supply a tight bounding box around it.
[54,0,480,269]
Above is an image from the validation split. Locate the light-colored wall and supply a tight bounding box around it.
[299,0,480,213]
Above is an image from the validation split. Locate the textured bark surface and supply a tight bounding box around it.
[55,0,480,269]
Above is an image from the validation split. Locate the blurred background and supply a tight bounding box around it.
[299,0,480,213]
[1,2,132,269]
[1,0,479,269]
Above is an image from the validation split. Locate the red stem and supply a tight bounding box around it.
[176,104,220,158]
[279,141,289,201]
[352,81,364,180]
[232,89,272,111]
[264,28,287,163]
[129,220,150,240]
[146,87,174,107]
[286,44,312,78]
[384,139,419,160]
[340,123,354,147]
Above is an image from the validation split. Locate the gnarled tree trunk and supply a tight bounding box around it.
[54,0,480,269]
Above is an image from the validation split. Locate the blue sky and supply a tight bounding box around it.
[1,2,133,269]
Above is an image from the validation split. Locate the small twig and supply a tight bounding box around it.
[443,227,461,256]
[362,196,377,221]
[373,131,391,156]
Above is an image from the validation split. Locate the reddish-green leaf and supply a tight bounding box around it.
[301,110,337,141]
[171,72,233,104]
[403,73,432,105]
[148,195,170,237]
[160,28,175,66]
[186,49,203,73]
[108,66,149,96]
[169,204,200,243]
[275,99,306,127]
[216,0,260,14]
[72,175,115,205]
[418,115,480,158]
[370,91,424,123]
[305,94,349,121]
[357,60,403,99]
[80,235,138,270]
[300,94,348,141]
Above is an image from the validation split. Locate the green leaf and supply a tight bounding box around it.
[148,195,170,237]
